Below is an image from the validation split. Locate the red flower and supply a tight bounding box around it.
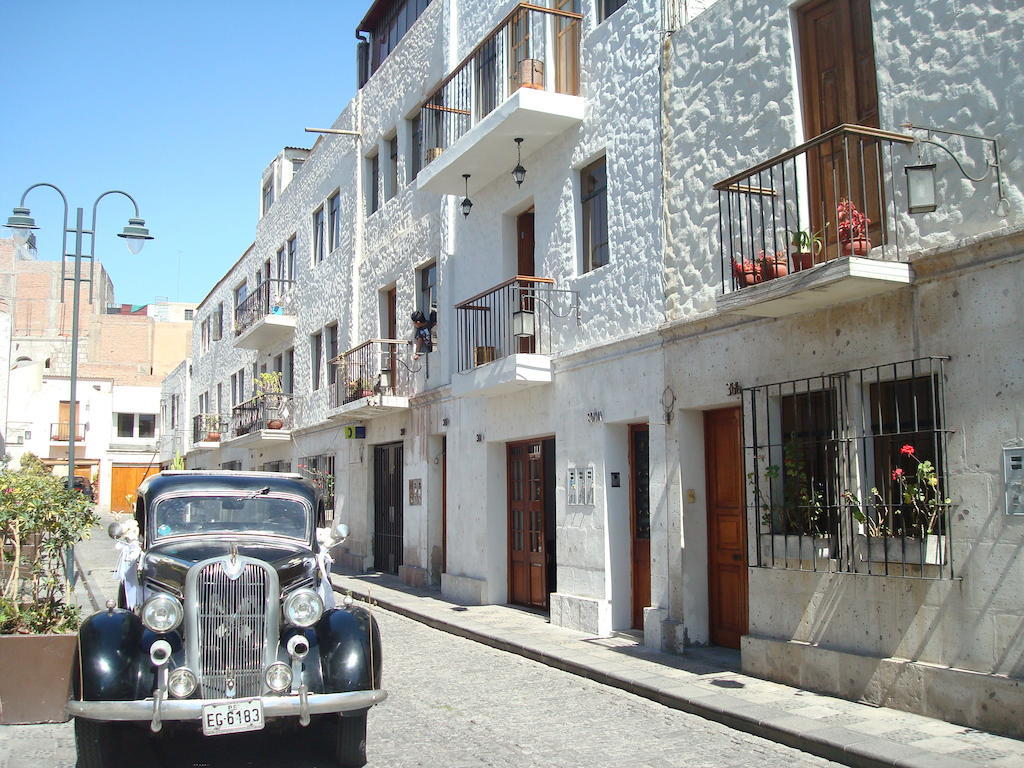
[891,468,905,480]
[900,444,915,456]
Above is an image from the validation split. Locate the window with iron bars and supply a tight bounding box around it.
[298,454,336,516]
[743,357,953,579]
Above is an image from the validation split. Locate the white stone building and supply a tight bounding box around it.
[168,0,1023,736]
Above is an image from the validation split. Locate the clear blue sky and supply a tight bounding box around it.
[1,0,361,306]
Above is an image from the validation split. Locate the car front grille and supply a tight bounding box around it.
[193,559,273,698]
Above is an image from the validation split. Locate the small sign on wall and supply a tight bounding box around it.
[408,478,422,506]
[344,426,366,439]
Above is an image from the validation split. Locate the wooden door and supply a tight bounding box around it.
[516,210,536,354]
[508,440,547,609]
[799,0,882,248]
[57,400,82,441]
[704,407,747,648]
[111,465,155,514]
[373,442,404,575]
[629,424,651,630]
[554,0,580,95]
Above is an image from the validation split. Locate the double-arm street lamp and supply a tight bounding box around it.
[6,183,154,584]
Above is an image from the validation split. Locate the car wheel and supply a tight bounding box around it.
[312,711,368,768]
[336,711,368,768]
[74,718,118,768]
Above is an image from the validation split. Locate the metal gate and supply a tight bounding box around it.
[373,442,404,574]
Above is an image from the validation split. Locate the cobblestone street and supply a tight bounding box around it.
[1,605,840,768]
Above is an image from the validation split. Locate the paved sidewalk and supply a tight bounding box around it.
[329,569,1024,768]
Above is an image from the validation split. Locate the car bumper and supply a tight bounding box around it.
[66,689,387,723]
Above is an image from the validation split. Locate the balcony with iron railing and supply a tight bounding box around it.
[327,339,415,420]
[50,422,86,443]
[227,394,294,445]
[192,413,230,448]
[714,124,917,318]
[234,279,296,350]
[415,2,584,196]
[452,276,579,399]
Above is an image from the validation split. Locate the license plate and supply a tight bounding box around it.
[201,698,265,736]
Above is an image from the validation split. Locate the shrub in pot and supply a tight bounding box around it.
[0,455,98,723]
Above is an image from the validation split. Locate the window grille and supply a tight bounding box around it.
[743,356,953,578]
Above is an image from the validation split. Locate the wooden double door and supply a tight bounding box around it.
[507,438,555,609]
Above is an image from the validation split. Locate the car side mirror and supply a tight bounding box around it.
[108,522,124,540]
[333,522,349,543]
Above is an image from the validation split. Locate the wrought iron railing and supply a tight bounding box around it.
[50,422,85,441]
[415,3,582,170]
[235,279,295,335]
[192,414,230,444]
[231,394,293,437]
[744,357,953,579]
[329,339,413,407]
[454,276,580,373]
[714,124,916,292]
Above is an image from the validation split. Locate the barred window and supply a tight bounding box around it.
[743,357,952,578]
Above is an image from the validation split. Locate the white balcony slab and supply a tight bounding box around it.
[716,256,913,318]
[191,439,221,452]
[452,354,552,399]
[222,428,293,449]
[416,88,584,196]
[234,314,297,350]
[327,395,410,421]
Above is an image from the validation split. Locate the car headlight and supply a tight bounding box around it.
[142,593,184,633]
[168,667,197,698]
[265,662,292,693]
[282,589,323,627]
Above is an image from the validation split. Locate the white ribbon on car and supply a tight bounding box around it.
[113,538,143,609]
[316,547,336,610]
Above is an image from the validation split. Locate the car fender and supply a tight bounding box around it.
[315,605,382,692]
[73,609,153,701]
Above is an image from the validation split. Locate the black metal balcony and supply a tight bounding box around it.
[454,276,579,374]
[192,414,230,444]
[714,124,917,303]
[328,339,413,409]
[235,279,295,337]
[231,394,293,437]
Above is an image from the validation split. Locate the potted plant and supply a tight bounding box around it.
[0,455,98,723]
[346,377,375,403]
[750,441,833,563]
[757,249,790,280]
[836,198,871,256]
[200,414,223,442]
[256,371,285,429]
[843,443,949,565]
[789,226,826,270]
[731,258,762,287]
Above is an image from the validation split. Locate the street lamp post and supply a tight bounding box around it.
[6,184,154,585]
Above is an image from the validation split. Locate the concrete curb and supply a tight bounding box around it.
[333,581,980,768]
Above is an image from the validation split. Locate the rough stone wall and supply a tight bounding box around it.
[662,0,1024,324]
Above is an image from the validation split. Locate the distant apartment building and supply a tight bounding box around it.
[165,0,1023,737]
[1,237,196,509]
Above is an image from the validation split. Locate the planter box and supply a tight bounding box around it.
[856,534,945,565]
[0,633,77,723]
[760,534,833,562]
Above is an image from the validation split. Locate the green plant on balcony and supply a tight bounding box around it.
[200,414,223,441]
[346,377,375,402]
[789,225,826,271]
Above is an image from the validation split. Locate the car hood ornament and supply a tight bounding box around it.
[223,544,244,580]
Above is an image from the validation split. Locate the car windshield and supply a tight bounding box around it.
[152,494,310,540]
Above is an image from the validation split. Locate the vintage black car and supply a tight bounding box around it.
[67,470,385,767]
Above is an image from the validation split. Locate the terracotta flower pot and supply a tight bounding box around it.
[266,419,284,430]
[842,237,871,257]
[792,251,816,271]
[762,256,790,279]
